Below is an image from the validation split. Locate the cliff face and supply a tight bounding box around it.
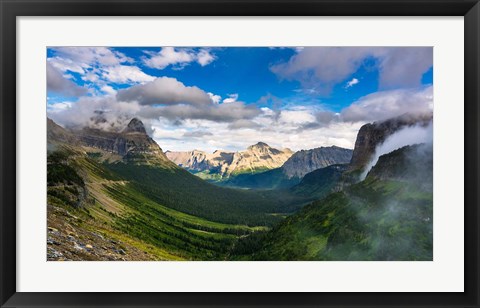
[281,146,353,179]
[349,113,433,170]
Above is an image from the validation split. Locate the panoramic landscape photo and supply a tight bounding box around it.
[47,46,433,261]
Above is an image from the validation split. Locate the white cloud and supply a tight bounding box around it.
[340,86,433,122]
[143,47,216,70]
[222,93,238,104]
[117,77,212,106]
[47,102,73,113]
[51,47,132,67]
[101,65,155,84]
[271,47,432,94]
[153,113,362,153]
[345,78,359,88]
[82,71,100,82]
[208,92,222,104]
[48,96,142,131]
[48,47,148,91]
[377,47,433,89]
[196,49,216,66]
[101,85,117,95]
[47,62,88,97]
[278,109,316,125]
[48,57,86,74]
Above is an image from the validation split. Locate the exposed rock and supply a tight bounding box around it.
[349,112,432,171]
[52,117,176,166]
[123,118,147,134]
[281,146,353,179]
[166,142,294,177]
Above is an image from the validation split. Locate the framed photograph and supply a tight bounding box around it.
[1,0,479,307]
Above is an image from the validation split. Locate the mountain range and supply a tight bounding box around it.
[165,142,294,180]
[224,146,353,189]
[47,112,433,261]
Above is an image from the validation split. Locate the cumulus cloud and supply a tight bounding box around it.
[143,47,216,70]
[48,96,142,132]
[208,92,222,104]
[101,85,117,95]
[377,47,433,89]
[51,47,133,67]
[340,86,433,122]
[48,47,152,93]
[222,93,239,104]
[48,56,86,74]
[271,47,432,95]
[116,77,213,106]
[137,101,261,123]
[47,62,88,96]
[101,65,155,84]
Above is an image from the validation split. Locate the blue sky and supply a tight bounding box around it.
[47,47,433,152]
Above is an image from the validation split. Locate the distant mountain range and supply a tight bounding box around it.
[165,142,293,179]
[165,140,353,190]
[225,146,353,189]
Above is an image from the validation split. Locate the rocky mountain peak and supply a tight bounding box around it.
[248,142,270,150]
[124,118,146,134]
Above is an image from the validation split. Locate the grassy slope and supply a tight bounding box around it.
[232,176,433,261]
[290,164,348,200]
[47,146,277,260]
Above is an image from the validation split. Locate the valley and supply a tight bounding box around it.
[47,113,433,261]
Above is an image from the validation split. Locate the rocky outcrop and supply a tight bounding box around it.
[79,119,174,165]
[166,142,293,177]
[48,117,174,166]
[349,113,433,170]
[367,143,433,191]
[281,146,353,179]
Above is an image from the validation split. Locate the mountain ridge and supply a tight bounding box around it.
[166,142,294,178]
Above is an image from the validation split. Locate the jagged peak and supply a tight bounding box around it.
[124,118,146,134]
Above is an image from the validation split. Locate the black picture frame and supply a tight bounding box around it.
[1,0,479,307]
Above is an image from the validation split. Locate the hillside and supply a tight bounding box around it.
[231,144,433,261]
[46,118,307,261]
